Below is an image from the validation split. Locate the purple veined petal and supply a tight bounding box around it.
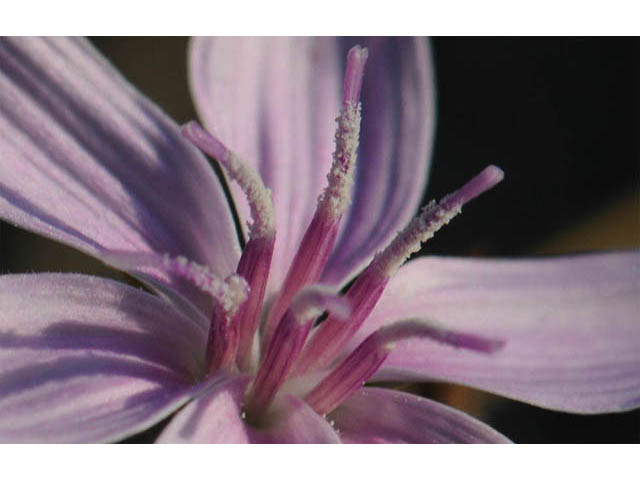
[0,273,209,442]
[189,37,341,295]
[330,387,510,443]
[157,375,340,443]
[346,252,640,414]
[322,37,436,286]
[0,37,240,313]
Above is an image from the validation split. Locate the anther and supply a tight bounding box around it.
[262,45,368,347]
[373,165,504,278]
[294,165,504,374]
[304,319,504,415]
[182,121,275,240]
[183,122,276,372]
[317,45,368,220]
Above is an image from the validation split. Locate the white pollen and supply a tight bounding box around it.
[164,254,248,315]
[318,101,362,218]
[220,274,250,317]
[373,200,463,277]
[103,250,249,316]
[226,153,275,239]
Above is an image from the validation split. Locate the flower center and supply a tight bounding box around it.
[244,286,350,423]
[179,44,505,425]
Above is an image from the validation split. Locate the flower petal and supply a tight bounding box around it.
[157,375,340,443]
[330,387,510,443]
[258,394,341,443]
[0,273,207,442]
[323,37,436,286]
[189,37,435,292]
[0,37,240,312]
[347,252,640,413]
[156,375,251,443]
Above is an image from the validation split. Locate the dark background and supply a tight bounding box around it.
[1,37,638,442]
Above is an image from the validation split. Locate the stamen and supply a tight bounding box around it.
[245,286,350,422]
[101,250,248,314]
[204,274,251,373]
[183,122,276,372]
[292,265,388,375]
[316,100,361,219]
[304,319,504,415]
[234,235,275,372]
[317,45,368,219]
[206,303,240,373]
[342,45,369,105]
[294,165,504,374]
[262,45,368,347]
[377,318,505,353]
[373,165,504,278]
[182,121,275,239]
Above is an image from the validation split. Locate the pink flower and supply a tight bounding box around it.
[0,37,637,443]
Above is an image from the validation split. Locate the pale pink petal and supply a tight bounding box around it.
[0,37,240,313]
[330,387,510,443]
[156,375,251,443]
[0,273,207,442]
[347,252,640,413]
[256,394,341,443]
[189,37,435,292]
[157,375,340,443]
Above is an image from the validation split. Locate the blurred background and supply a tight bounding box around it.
[1,37,638,442]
